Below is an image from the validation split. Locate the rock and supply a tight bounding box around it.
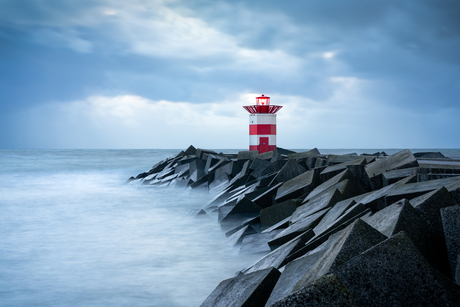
[254,151,275,161]
[240,230,283,255]
[215,161,241,179]
[333,231,460,306]
[457,254,460,285]
[287,148,322,161]
[409,187,457,239]
[382,167,417,186]
[275,170,319,203]
[362,199,449,276]
[200,267,281,307]
[293,219,386,291]
[251,183,283,209]
[268,274,356,307]
[268,208,330,249]
[265,250,326,306]
[441,205,460,280]
[346,164,373,192]
[220,197,262,232]
[237,150,259,161]
[196,148,217,160]
[260,199,300,229]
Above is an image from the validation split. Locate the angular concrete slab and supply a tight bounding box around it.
[228,225,255,247]
[441,205,460,280]
[313,199,356,236]
[333,231,460,306]
[410,186,457,239]
[320,158,366,182]
[365,149,418,181]
[251,183,283,209]
[328,154,367,165]
[200,267,281,307]
[294,219,387,291]
[268,274,356,307]
[291,187,343,224]
[287,148,321,161]
[304,169,355,202]
[275,170,319,203]
[270,159,307,185]
[260,199,300,229]
[220,197,262,232]
[265,250,330,306]
[183,145,197,156]
[385,175,460,205]
[382,167,417,186]
[239,230,283,255]
[269,208,330,249]
[362,199,449,276]
[244,230,315,274]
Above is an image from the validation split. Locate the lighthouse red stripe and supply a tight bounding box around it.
[249,124,276,135]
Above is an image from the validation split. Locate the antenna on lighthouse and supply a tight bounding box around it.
[243,94,282,153]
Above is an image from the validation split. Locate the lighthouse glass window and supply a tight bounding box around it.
[258,98,268,105]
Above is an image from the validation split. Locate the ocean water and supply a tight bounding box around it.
[1,148,459,307]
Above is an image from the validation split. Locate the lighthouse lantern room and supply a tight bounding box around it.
[243,94,282,153]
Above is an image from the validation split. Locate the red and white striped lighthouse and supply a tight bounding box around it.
[243,94,282,153]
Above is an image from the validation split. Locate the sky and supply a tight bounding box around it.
[1,0,460,149]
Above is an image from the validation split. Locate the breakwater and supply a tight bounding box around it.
[129,146,460,306]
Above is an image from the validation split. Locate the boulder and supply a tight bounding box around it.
[268,274,356,307]
[441,205,460,280]
[333,231,460,306]
[200,267,281,307]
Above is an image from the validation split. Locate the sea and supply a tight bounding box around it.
[1,148,459,307]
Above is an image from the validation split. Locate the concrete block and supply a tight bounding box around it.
[414,151,446,159]
[261,217,290,234]
[333,231,460,306]
[365,149,418,183]
[313,199,356,236]
[200,267,281,307]
[269,208,330,249]
[208,157,230,173]
[251,183,283,209]
[196,148,218,159]
[189,159,207,176]
[441,205,460,280]
[267,274,356,307]
[382,167,417,186]
[287,148,321,161]
[260,160,288,178]
[265,251,331,307]
[294,219,386,291]
[410,187,457,239]
[362,199,449,276]
[346,164,373,192]
[275,170,319,203]
[244,230,315,274]
[328,154,367,165]
[304,169,355,202]
[270,159,307,185]
[183,145,197,156]
[220,197,262,232]
[385,175,460,205]
[240,230,283,255]
[291,188,343,224]
[260,199,300,229]
[457,254,460,285]
[204,154,221,174]
[320,158,366,181]
[227,225,257,247]
[254,151,275,161]
[189,169,205,183]
[237,150,258,161]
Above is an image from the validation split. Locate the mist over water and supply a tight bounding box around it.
[0,150,257,307]
[1,148,459,306]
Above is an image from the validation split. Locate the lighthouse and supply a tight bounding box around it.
[243,94,282,153]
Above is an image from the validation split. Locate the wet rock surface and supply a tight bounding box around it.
[129,147,460,306]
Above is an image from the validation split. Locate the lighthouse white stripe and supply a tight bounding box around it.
[249,114,276,125]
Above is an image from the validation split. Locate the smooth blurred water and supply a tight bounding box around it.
[0,149,257,307]
[1,148,459,307]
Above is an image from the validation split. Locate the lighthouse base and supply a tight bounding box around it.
[250,137,276,153]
